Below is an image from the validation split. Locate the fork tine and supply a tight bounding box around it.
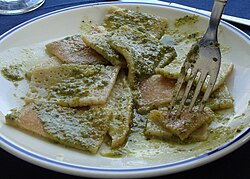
[198,73,218,111]
[169,70,186,109]
[169,61,191,109]
[188,71,208,111]
[176,68,198,115]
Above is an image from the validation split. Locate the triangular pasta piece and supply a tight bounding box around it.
[106,72,133,148]
[109,25,176,89]
[6,103,112,154]
[46,35,108,65]
[104,6,168,39]
[26,64,120,107]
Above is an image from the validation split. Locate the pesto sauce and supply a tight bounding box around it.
[1,64,24,81]
[29,64,118,107]
[109,25,176,88]
[81,31,126,66]
[101,110,238,159]
[157,15,203,81]
[49,65,109,98]
[104,7,167,39]
[106,73,133,148]
[33,102,111,152]
[89,32,121,62]
[174,15,199,27]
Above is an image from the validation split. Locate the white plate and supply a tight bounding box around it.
[0,2,250,178]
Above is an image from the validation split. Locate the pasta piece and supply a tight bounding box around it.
[46,35,108,65]
[25,64,120,107]
[149,107,214,140]
[104,6,168,39]
[81,27,126,67]
[145,116,174,140]
[137,75,184,113]
[109,25,176,89]
[156,57,233,92]
[106,72,133,148]
[6,103,112,154]
[137,75,233,113]
[206,84,234,110]
[145,116,208,142]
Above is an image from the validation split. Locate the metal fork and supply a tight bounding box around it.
[170,0,227,115]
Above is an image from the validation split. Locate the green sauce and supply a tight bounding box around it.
[81,31,126,67]
[49,65,107,98]
[174,15,199,27]
[101,110,238,159]
[109,25,176,88]
[33,102,112,153]
[28,64,119,107]
[1,64,24,81]
[104,6,168,39]
[106,73,133,148]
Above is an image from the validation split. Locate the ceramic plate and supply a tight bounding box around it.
[0,2,250,178]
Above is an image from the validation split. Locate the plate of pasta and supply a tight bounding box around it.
[0,2,250,178]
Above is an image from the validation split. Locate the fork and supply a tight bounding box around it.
[170,0,227,115]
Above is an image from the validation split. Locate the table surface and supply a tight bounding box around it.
[1,0,250,178]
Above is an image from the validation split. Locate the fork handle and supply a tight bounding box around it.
[201,0,227,43]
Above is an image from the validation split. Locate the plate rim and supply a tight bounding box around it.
[0,1,250,178]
